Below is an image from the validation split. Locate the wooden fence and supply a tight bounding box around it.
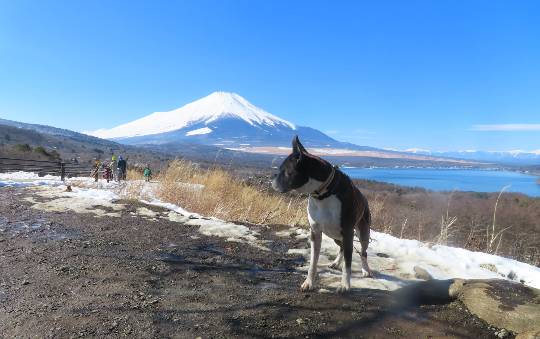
[0,157,93,180]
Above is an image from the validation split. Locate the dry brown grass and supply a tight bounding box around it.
[126,168,142,181]
[157,159,308,226]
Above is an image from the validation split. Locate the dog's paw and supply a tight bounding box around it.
[300,279,313,292]
[328,261,341,270]
[336,284,351,294]
[361,268,374,278]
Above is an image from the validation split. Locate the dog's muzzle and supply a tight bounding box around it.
[271,175,287,193]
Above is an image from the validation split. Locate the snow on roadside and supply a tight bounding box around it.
[0,171,59,181]
[282,227,540,291]
[143,199,200,219]
[143,199,269,250]
[23,185,124,217]
[2,171,268,250]
[0,171,63,188]
[4,171,539,290]
[371,231,540,288]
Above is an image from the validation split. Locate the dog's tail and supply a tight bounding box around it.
[364,203,371,227]
[358,191,371,227]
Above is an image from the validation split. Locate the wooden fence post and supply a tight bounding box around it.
[60,162,66,181]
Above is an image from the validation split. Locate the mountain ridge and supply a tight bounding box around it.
[87,92,296,140]
[85,91,380,150]
[401,148,540,165]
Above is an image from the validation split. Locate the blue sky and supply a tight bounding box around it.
[1,0,539,151]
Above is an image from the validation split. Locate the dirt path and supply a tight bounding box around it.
[0,187,500,338]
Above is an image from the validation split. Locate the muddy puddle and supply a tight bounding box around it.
[0,215,80,241]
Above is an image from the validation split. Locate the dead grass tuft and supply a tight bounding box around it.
[157,159,307,226]
[126,168,141,181]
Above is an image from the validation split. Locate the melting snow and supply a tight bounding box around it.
[23,186,124,217]
[0,171,63,188]
[283,228,540,291]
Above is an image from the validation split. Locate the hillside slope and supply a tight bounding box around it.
[0,120,169,165]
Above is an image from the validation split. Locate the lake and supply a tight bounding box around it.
[342,168,540,197]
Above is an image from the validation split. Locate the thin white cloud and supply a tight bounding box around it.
[471,124,540,131]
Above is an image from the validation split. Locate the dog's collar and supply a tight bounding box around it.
[311,165,338,199]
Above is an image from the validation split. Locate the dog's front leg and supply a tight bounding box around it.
[301,230,322,291]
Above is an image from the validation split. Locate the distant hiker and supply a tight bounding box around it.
[111,154,118,180]
[143,165,152,182]
[117,156,127,181]
[103,162,113,183]
[91,159,101,182]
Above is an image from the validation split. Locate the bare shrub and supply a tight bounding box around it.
[486,185,512,255]
[436,191,458,245]
[369,194,394,235]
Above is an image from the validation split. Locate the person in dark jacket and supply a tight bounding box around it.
[117,156,127,181]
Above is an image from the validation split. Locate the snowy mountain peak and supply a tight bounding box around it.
[87,91,296,139]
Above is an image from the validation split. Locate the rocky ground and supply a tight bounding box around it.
[0,186,516,338]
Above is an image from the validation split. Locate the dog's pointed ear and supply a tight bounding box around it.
[292,135,307,156]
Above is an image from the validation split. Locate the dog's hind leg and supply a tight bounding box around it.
[357,219,373,278]
[337,228,353,293]
[301,230,322,291]
[328,239,343,270]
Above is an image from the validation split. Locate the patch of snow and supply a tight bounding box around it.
[0,179,62,188]
[507,150,524,155]
[309,148,353,155]
[287,228,540,291]
[404,148,431,154]
[136,207,159,218]
[24,186,124,218]
[68,186,119,202]
[191,218,259,243]
[0,171,63,188]
[144,198,269,251]
[0,171,60,181]
[142,199,200,218]
[186,127,212,136]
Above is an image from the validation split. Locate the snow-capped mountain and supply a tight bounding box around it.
[87,92,374,150]
[402,148,540,165]
[90,92,295,139]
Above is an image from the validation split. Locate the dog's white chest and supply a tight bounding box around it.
[307,195,342,240]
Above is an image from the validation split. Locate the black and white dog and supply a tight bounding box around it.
[272,136,372,293]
